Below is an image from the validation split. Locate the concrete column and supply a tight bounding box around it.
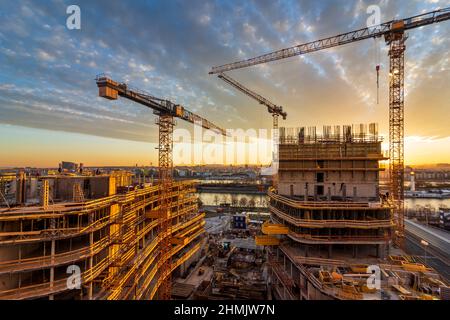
[352,245,358,258]
[290,261,293,278]
[49,239,55,300]
[304,183,308,201]
[18,245,22,288]
[88,231,94,299]
[299,275,302,300]
[16,172,26,205]
[41,180,49,209]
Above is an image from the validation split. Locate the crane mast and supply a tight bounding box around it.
[385,27,406,245]
[210,7,450,248]
[96,75,226,299]
[156,113,174,300]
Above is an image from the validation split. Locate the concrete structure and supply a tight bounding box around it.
[278,124,384,202]
[274,124,392,257]
[262,124,448,300]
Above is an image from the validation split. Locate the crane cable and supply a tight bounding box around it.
[374,37,381,105]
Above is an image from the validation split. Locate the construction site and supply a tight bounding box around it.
[256,124,447,300]
[0,5,449,301]
[0,171,206,299]
[206,7,450,300]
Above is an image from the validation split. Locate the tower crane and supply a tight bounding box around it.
[209,7,450,248]
[217,73,287,130]
[96,75,226,299]
[217,72,287,185]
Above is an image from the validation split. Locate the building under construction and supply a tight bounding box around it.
[257,123,448,300]
[0,171,205,300]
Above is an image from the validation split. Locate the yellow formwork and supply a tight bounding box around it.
[171,237,188,245]
[0,179,203,300]
[145,207,169,219]
[401,261,428,272]
[262,221,289,235]
[255,235,280,246]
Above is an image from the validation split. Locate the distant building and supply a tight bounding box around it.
[175,168,192,177]
[232,213,247,229]
[439,208,450,231]
[60,161,79,173]
[405,166,450,182]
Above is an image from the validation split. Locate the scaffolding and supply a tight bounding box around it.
[260,121,449,300]
[0,179,205,300]
[280,123,380,145]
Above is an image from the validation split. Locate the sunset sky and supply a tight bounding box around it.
[0,0,449,167]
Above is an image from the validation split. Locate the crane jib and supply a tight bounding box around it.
[96,76,227,136]
[217,72,287,119]
[209,7,450,74]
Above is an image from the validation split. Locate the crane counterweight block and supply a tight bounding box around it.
[97,77,119,100]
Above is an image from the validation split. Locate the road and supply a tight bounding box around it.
[405,219,450,256]
[405,219,450,282]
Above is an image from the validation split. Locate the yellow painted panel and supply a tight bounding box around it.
[109,177,116,196]
[146,209,168,219]
[401,261,427,272]
[255,235,280,246]
[171,237,188,245]
[391,21,405,31]
[262,221,289,235]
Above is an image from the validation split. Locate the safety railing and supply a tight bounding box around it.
[270,205,393,229]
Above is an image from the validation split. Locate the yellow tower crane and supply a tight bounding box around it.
[210,7,450,249]
[96,75,227,299]
[217,72,287,186]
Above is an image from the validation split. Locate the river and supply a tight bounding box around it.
[198,192,268,207]
[198,192,450,210]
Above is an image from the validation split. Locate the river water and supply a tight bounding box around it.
[198,192,450,210]
[198,192,268,207]
[405,198,450,210]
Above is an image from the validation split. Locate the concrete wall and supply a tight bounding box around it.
[278,181,378,200]
[0,241,42,291]
[51,176,112,201]
[278,142,383,201]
